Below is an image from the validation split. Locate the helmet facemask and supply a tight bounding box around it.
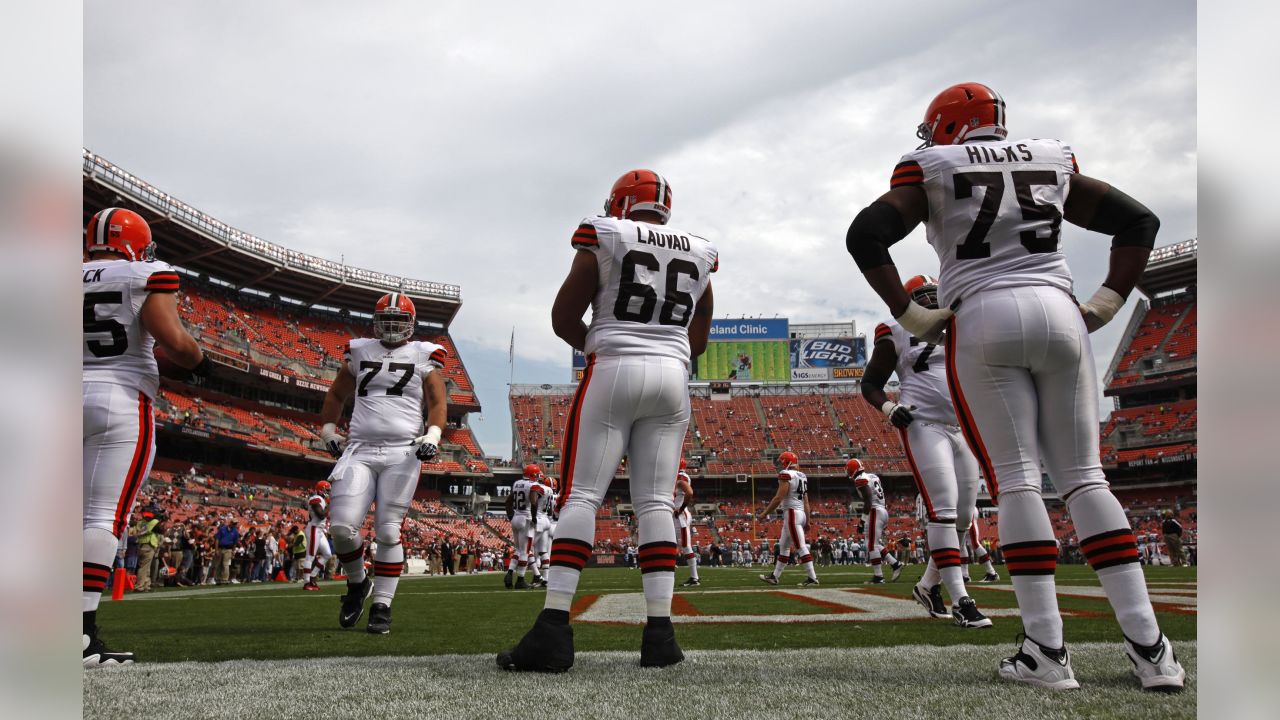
[374,309,414,344]
[909,283,939,310]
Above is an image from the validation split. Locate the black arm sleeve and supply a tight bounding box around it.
[1086,186,1160,249]
[846,201,909,271]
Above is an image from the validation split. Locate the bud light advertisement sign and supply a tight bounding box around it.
[790,337,866,369]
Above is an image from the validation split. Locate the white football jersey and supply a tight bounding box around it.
[344,338,446,444]
[893,138,1079,308]
[915,494,927,522]
[856,472,886,510]
[82,259,181,399]
[510,478,540,519]
[307,494,328,525]
[873,320,956,425]
[571,216,718,363]
[777,468,808,512]
[535,482,555,518]
[673,470,691,509]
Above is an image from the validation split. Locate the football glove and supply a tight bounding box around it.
[413,425,443,462]
[1079,286,1125,333]
[320,423,346,458]
[895,301,952,345]
[880,401,916,429]
[189,355,214,385]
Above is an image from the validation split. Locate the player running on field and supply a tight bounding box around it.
[757,452,820,587]
[318,292,448,635]
[498,169,717,672]
[301,481,333,590]
[846,82,1183,691]
[82,208,212,666]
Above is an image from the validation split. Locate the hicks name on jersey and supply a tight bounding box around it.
[963,143,1035,165]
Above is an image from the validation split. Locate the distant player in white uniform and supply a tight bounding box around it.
[499,170,717,672]
[963,516,1000,583]
[673,460,700,587]
[847,459,904,583]
[532,476,560,586]
[505,464,546,590]
[847,82,1182,690]
[318,292,448,635]
[301,481,333,591]
[862,274,990,627]
[82,208,211,666]
[757,452,819,587]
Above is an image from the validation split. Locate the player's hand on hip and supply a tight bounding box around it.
[894,302,952,344]
[320,423,346,458]
[1078,286,1125,333]
[881,401,916,429]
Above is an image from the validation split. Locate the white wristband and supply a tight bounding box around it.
[423,425,442,446]
[880,401,897,417]
[321,422,337,437]
[1082,286,1125,323]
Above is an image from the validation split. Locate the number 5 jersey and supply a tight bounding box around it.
[82,258,181,399]
[571,216,718,363]
[343,338,447,444]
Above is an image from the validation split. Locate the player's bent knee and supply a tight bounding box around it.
[330,523,360,550]
[375,525,401,547]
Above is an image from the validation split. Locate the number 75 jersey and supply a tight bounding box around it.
[344,338,446,444]
[873,320,955,426]
[571,215,718,363]
[892,137,1078,309]
[82,258,181,399]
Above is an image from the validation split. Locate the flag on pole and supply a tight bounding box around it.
[508,328,515,364]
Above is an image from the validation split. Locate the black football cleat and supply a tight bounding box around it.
[890,563,904,582]
[514,576,528,590]
[797,577,820,587]
[83,633,134,667]
[758,574,779,585]
[979,571,1001,583]
[952,596,993,628]
[640,618,685,668]
[680,578,701,587]
[496,609,574,673]
[339,577,374,629]
[865,576,886,584]
[367,603,392,634]
[912,583,950,619]
[504,570,513,589]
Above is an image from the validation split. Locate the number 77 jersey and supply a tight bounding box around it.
[873,320,955,426]
[572,215,718,363]
[892,137,1079,309]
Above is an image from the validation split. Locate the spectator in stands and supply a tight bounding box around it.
[1162,511,1186,567]
[215,518,240,584]
[166,522,187,586]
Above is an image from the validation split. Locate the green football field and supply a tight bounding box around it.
[85,564,1196,719]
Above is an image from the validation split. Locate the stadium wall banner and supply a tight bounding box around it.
[790,367,830,382]
[572,349,587,383]
[707,318,789,341]
[790,337,867,369]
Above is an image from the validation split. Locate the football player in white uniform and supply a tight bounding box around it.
[531,476,560,586]
[499,170,716,672]
[673,460,700,587]
[757,452,819,587]
[847,459,904,583]
[964,517,1000,583]
[505,464,546,590]
[82,208,211,666]
[862,274,990,627]
[301,481,333,591]
[847,83,1182,690]
[319,293,448,635]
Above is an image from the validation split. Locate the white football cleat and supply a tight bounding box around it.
[1124,634,1185,692]
[998,635,1080,691]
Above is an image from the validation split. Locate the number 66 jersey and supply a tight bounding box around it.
[344,338,447,444]
[891,138,1078,309]
[572,215,718,363]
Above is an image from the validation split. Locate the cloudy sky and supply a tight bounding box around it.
[84,1,1196,458]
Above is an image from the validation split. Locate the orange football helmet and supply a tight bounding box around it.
[314,480,331,495]
[85,208,155,261]
[777,451,798,470]
[845,458,865,478]
[523,463,541,480]
[903,275,940,310]
[917,83,1007,148]
[604,170,671,224]
[373,292,416,343]
[679,458,687,471]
